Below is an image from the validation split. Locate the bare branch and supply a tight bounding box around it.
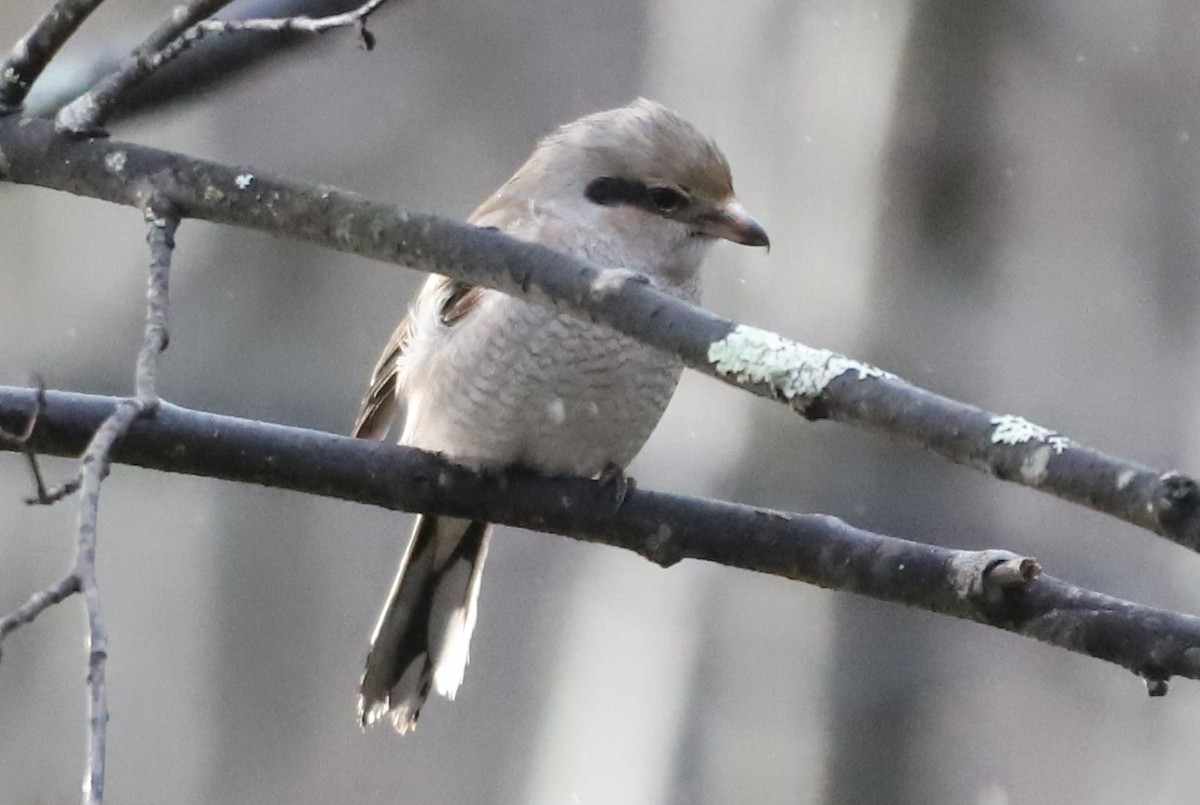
[146,0,390,73]
[76,204,175,805]
[20,1,379,120]
[0,381,41,445]
[0,0,106,114]
[29,471,81,504]
[0,378,57,502]
[1,115,1197,556]
[55,0,236,135]
[74,397,136,805]
[0,568,79,654]
[139,201,175,395]
[0,205,177,805]
[53,0,393,135]
[1,385,1198,690]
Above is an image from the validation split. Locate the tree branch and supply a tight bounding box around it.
[54,0,237,135]
[145,0,390,74]
[1,113,1196,555]
[0,206,177,805]
[0,0,106,115]
[0,0,107,114]
[53,0,394,135]
[1,384,1198,692]
[19,0,382,120]
[0,379,59,503]
[0,565,79,647]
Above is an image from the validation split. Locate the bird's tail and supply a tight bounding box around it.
[358,514,491,733]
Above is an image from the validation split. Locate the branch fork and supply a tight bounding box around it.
[0,200,177,805]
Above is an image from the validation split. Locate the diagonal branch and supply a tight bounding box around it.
[0,573,80,649]
[55,0,236,135]
[1,385,1199,692]
[53,0,393,135]
[0,0,107,114]
[19,0,384,120]
[0,205,178,805]
[0,114,1196,555]
[145,0,391,74]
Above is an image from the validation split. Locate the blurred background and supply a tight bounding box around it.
[3,0,1200,802]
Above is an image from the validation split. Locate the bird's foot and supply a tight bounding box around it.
[599,462,635,510]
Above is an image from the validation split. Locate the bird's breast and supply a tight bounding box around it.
[401,294,684,478]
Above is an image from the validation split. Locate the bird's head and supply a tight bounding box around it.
[484,98,768,279]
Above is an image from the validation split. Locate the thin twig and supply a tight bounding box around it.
[75,397,141,805]
[0,0,107,114]
[0,569,79,659]
[54,0,392,135]
[140,202,175,392]
[0,378,54,503]
[147,0,390,72]
[55,0,235,135]
[28,473,80,504]
[0,377,70,504]
[20,0,380,120]
[0,204,177,805]
[76,204,175,805]
[0,377,42,445]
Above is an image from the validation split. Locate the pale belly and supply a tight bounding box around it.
[400,294,683,478]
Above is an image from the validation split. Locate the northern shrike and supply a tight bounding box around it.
[353,98,768,733]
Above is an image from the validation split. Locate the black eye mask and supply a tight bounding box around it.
[584,176,689,216]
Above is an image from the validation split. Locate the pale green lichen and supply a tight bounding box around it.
[707,324,890,403]
[103,150,127,173]
[203,185,225,203]
[990,414,1069,454]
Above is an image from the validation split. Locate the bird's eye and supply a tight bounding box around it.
[649,186,687,213]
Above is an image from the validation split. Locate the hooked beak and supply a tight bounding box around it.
[698,200,770,249]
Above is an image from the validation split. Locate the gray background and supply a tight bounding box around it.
[3,0,1200,803]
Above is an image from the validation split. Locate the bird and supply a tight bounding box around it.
[352,98,769,733]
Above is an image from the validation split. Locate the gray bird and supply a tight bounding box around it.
[353,98,769,733]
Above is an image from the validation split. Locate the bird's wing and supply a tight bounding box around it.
[355,275,491,439]
[352,194,536,440]
[352,311,414,440]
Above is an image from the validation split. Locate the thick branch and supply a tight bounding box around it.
[0,0,107,113]
[1,385,1199,690]
[0,114,1196,554]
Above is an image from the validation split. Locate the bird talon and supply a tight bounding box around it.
[599,462,635,509]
